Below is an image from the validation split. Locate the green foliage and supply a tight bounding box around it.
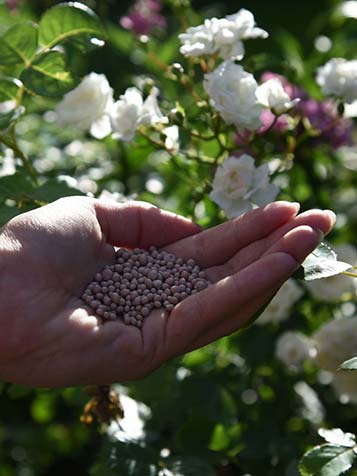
[299,445,356,476]
[299,429,357,476]
[38,2,106,50]
[20,51,78,97]
[0,0,356,475]
[0,21,38,65]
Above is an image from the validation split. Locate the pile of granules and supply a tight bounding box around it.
[81,246,210,327]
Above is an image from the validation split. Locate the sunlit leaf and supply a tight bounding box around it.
[0,21,38,65]
[20,50,77,97]
[295,242,352,281]
[38,2,106,50]
[299,444,356,476]
[340,357,357,371]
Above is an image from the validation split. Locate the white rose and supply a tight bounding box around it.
[178,19,216,57]
[316,58,357,103]
[275,331,313,367]
[110,87,167,142]
[215,9,268,60]
[256,279,304,325]
[56,73,113,139]
[204,61,263,130]
[225,9,268,40]
[312,317,357,372]
[110,87,143,141]
[178,9,268,61]
[256,78,300,114]
[305,244,357,302]
[209,154,279,217]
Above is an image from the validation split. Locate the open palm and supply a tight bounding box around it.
[0,197,334,387]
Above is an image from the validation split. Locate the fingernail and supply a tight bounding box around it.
[324,209,336,224]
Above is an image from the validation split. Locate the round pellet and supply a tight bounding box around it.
[82,245,210,327]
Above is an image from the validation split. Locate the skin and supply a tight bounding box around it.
[0,197,335,387]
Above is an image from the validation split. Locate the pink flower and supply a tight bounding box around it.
[120,0,166,36]
[6,0,19,11]
[297,98,354,149]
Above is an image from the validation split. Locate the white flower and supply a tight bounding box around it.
[275,331,313,367]
[163,125,179,153]
[179,9,268,61]
[110,87,167,142]
[344,99,357,118]
[209,154,279,217]
[178,19,216,57]
[256,78,300,114]
[339,1,357,19]
[214,9,268,60]
[204,61,263,130]
[56,73,113,139]
[305,244,357,302]
[139,87,168,126]
[316,58,357,104]
[110,87,143,141]
[256,279,304,325]
[312,317,357,372]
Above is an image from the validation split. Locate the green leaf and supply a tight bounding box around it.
[0,22,38,65]
[0,204,22,226]
[299,444,356,476]
[20,51,77,97]
[0,172,34,201]
[7,383,33,399]
[0,105,25,130]
[38,2,106,50]
[318,429,356,448]
[0,77,22,102]
[296,242,352,281]
[340,357,357,371]
[30,178,84,203]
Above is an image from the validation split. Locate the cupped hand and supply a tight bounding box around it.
[0,197,335,387]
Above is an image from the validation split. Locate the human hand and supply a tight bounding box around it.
[0,197,335,387]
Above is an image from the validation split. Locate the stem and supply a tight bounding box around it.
[342,271,357,278]
[0,128,38,186]
[262,115,279,135]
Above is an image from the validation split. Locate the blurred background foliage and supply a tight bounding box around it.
[0,0,356,475]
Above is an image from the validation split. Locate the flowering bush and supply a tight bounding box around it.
[0,0,356,475]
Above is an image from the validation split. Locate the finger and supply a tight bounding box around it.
[162,201,300,267]
[94,199,201,248]
[208,209,335,282]
[186,287,278,352]
[161,225,322,360]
